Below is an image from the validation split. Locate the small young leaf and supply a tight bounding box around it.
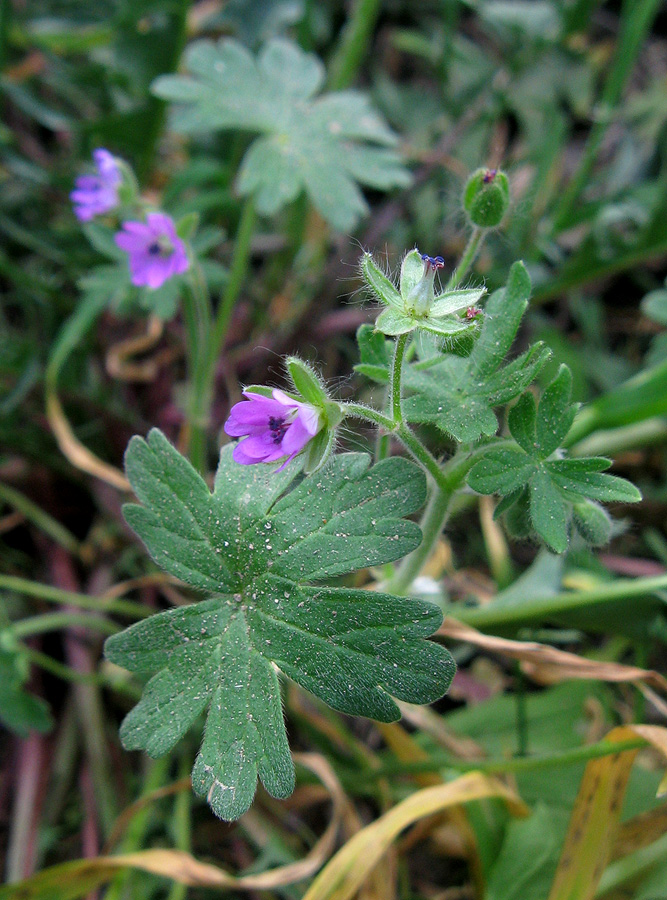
[354,324,390,384]
[529,468,569,553]
[546,461,642,503]
[504,488,533,539]
[467,449,536,496]
[535,365,577,457]
[470,261,531,377]
[572,501,613,546]
[106,431,455,821]
[508,393,537,454]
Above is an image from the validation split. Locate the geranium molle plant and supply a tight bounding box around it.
[104,167,640,823]
[115,212,189,289]
[71,148,122,221]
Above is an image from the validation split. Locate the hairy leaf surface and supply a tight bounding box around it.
[467,366,641,551]
[106,430,455,820]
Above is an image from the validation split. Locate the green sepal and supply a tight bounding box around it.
[303,426,336,474]
[242,384,276,399]
[286,356,328,406]
[361,253,402,308]
[176,211,200,241]
[376,308,416,335]
[429,287,486,317]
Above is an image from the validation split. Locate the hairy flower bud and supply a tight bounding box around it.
[463,167,510,229]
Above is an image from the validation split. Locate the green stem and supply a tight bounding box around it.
[24,647,140,698]
[386,447,483,595]
[0,574,150,619]
[105,756,172,900]
[136,0,190,181]
[0,483,80,555]
[396,423,447,489]
[9,612,118,640]
[327,0,382,90]
[446,228,484,288]
[166,753,192,900]
[342,402,394,431]
[552,0,662,231]
[386,479,452,594]
[182,261,213,473]
[194,197,256,459]
[514,662,528,757]
[454,574,667,631]
[360,737,647,782]
[389,333,408,425]
[211,198,255,369]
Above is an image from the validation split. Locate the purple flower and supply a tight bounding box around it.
[71,148,122,221]
[114,212,189,290]
[224,389,323,468]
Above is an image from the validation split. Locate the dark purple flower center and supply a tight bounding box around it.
[147,235,174,257]
[483,169,497,184]
[268,416,289,444]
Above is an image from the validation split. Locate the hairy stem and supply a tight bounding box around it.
[181,266,212,473]
[0,574,149,619]
[360,737,647,781]
[389,332,408,424]
[455,574,667,630]
[9,612,118,640]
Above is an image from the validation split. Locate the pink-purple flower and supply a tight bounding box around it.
[114,212,189,290]
[71,148,122,221]
[224,389,323,467]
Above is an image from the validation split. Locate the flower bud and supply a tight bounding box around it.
[404,253,444,316]
[463,168,510,229]
[572,501,612,546]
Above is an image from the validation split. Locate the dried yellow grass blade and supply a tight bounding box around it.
[547,724,667,900]
[46,388,130,491]
[105,315,167,382]
[612,802,667,860]
[439,618,667,692]
[302,771,528,900]
[0,753,343,900]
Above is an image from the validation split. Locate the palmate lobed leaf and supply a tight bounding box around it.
[153,38,411,231]
[105,430,455,821]
[467,368,641,551]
